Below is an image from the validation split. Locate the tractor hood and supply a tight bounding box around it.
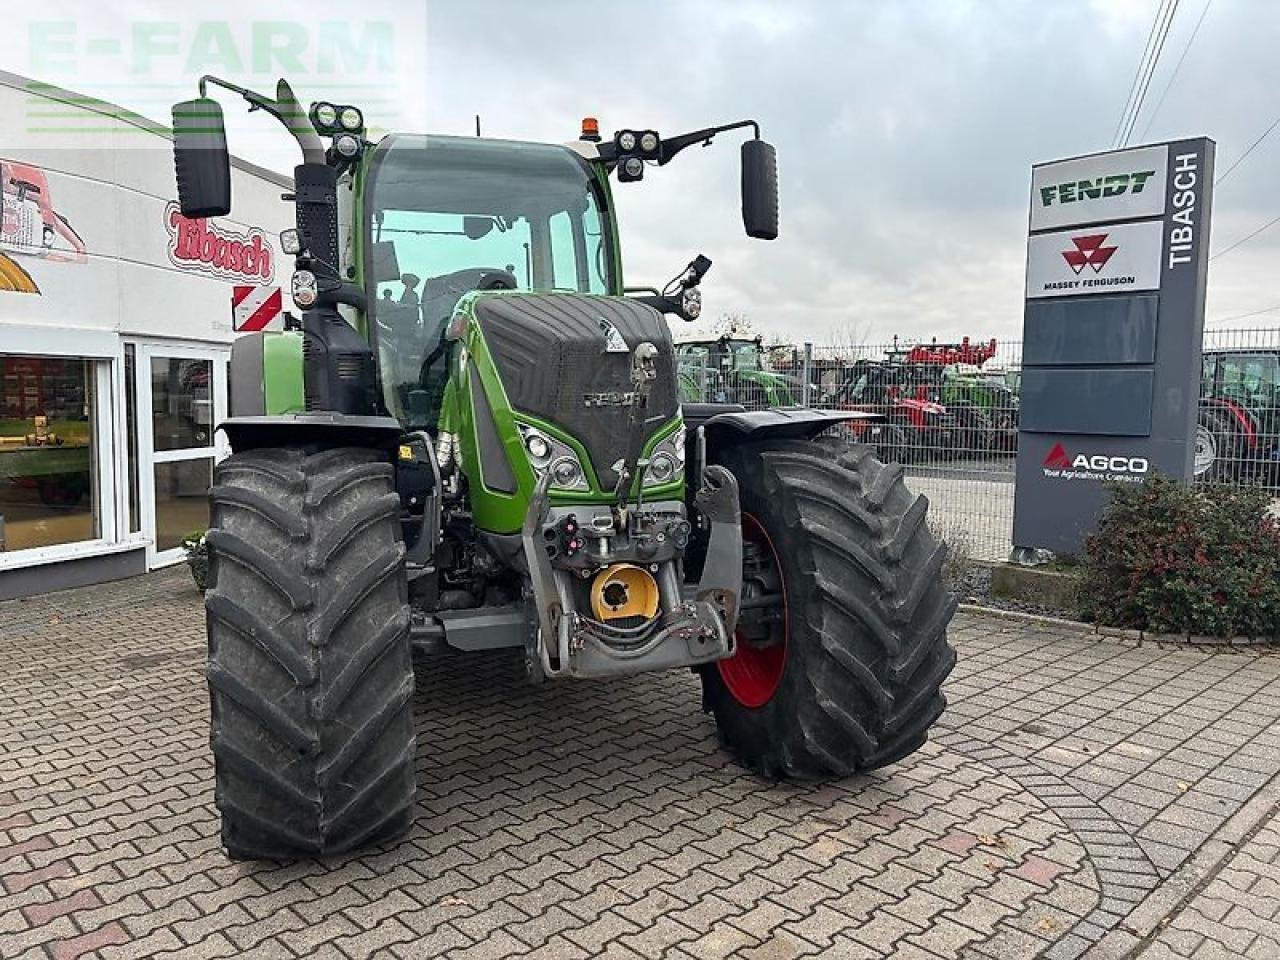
[471,292,679,490]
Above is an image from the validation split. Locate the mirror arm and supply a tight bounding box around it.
[197,75,326,165]
[631,293,690,320]
[658,120,761,166]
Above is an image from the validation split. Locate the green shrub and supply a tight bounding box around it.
[182,530,209,592]
[1079,477,1280,638]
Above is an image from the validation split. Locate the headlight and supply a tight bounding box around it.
[518,423,590,489]
[313,102,338,130]
[646,452,677,485]
[639,131,659,154]
[623,157,644,179]
[521,426,553,468]
[339,106,363,131]
[617,130,637,152]
[550,456,587,490]
[644,424,687,487]
[334,134,361,158]
[291,270,318,308]
[682,287,702,320]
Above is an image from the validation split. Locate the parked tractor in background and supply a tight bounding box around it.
[827,359,958,462]
[675,335,798,408]
[171,77,957,860]
[1196,348,1280,485]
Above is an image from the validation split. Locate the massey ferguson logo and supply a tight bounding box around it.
[1042,442,1149,483]
[165,202,275,283]
[1062,234,1117,274]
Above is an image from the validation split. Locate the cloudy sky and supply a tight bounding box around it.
[4,0,1279,344]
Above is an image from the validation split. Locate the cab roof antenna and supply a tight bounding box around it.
[475,114,481,137]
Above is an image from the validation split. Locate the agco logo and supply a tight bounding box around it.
[1039,170,1156,207]
[1062,234,1117,274]
[1043,442,1149,482]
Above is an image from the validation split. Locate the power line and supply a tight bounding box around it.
[1139,0,1214,141]
[1112,0,1173,148]
[1209,211,1280,261]
[1119,0,1181,147]
[1207,303,1280,324]
[1215,114,1280,186]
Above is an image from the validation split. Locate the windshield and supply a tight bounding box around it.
[364,134,615,426]
[728,341,762,371]
[1219,353,1280,405]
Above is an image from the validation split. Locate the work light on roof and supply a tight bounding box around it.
[334,134,361,158]
[313,102,338,130]
[339,106,363,131]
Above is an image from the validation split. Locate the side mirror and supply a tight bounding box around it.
[741,139,778,240]
[171,98,231,218]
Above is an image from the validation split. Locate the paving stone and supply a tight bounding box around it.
[5,578,1280,960]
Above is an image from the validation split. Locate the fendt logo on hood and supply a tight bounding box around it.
[1039,170,1156,208]
[1042,442,1149,483]
[1062,234,1117,274]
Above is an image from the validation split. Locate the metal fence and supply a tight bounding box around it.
[676,328,1280,562]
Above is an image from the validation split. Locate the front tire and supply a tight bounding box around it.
[205,447,416,860]
[702,438,957,777]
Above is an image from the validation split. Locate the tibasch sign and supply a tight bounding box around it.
[165,202,275,284]
[1012,139,1214,557]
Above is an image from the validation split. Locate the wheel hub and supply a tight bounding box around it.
[717,512,787,708]
[1194,424,1216,477]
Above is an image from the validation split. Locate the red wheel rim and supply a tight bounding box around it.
[717,512,787,708]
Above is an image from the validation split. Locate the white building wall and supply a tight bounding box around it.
[0,72,295,589]
[0,71,292,343]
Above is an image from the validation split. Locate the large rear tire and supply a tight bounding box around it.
[205,447,416,860]
[702,438,957,777]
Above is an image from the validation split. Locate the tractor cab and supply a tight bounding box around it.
[363,135,618,428]
[675,335,795,408]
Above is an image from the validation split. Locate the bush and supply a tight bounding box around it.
[1079,477,1280,638]
[182,530,209,592]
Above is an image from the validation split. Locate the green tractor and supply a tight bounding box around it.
[676,335,798,408]
[171,77,957,860]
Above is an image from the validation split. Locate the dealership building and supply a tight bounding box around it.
[0,71,292,599]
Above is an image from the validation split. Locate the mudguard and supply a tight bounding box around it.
[683,405,880,463]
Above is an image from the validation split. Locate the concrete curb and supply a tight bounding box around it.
[956,603,1280,652]
[1092,772,1280,958]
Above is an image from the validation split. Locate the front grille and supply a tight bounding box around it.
[476,294,678,489]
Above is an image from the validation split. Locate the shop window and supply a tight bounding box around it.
[151,357,213,452]
[153,459,211,552]
[0,356,98,552]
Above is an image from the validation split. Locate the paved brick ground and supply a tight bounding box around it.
[1,568,1278,959]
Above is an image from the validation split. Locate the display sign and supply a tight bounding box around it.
[1030,144,1168,231]
[1012,138,1214,558]
[1025,220,1163,299]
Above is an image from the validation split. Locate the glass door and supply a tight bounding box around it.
[134,344,228,568]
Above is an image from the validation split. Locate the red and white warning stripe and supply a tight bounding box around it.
[231,286,284,332]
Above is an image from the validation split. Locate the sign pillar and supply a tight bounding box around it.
[1011,138,1215,557]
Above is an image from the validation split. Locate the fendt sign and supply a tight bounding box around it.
[1012,139,1214,557]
